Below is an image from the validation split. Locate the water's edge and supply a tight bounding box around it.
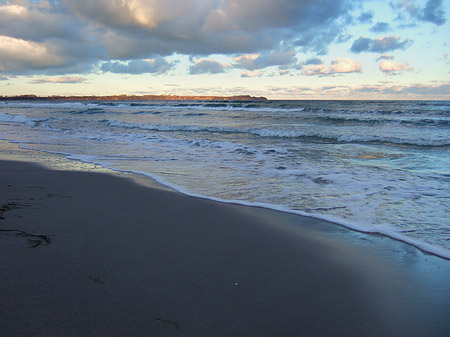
[4,139,449,261]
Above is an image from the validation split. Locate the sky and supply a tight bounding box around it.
[0,0,449,99]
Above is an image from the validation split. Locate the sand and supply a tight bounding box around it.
[1,158,450,337]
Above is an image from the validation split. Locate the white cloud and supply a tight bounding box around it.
[301,63,328,76]
[30,76,88,84]
[329,58,363,73]
[302,58,363,76]
[0,35,63,71]
[0,4,27,16]
[241,70,263,78]
[233,54,260,69]
[379,59,410,75]
[233,51,297,70]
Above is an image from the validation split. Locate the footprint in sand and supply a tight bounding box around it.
[89,275,105,284]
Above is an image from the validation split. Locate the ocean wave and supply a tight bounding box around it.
[64,108,106,114]
[0,112,52,127]
[102,119,450,147]
[0,112,30,123]
[310,114,450,127]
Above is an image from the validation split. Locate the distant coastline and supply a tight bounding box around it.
[0,94,267,102]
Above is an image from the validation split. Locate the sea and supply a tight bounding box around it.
[1,99,449,259]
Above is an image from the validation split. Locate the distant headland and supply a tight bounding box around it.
[0,94,267,102]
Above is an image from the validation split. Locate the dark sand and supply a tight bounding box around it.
[1,159,449,337]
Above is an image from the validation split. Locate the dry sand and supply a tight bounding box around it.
[1,158,449,337]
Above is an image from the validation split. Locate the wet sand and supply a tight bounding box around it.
[1,158,449,337]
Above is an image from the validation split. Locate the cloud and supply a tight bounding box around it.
[233,51,297,70]
[355,82,450,97]
[70,0,352,57]
[189,58,228,75]
[421,0,446,25]
[101,58,174,74]
[304,57,323,65]
[357,11,374,23]
[302,58,363,76]
[204,0,348,33]
[233,54,259,70]
[0,0,443,82]
[241,70,263,78]
[0,35,64,72]
[376,54,394,61]
[378,59,411,75]
[0,0,356,75]
[395,0,446,25]
[350,36,412,53]
[370,22,391,33]
[292,21,349,55]
[268,82,450,99]
[0,2,104,75]
[398,83,450,96]
[62,0,174,30]
[443,53,450,67]
[329,58,363,73]
[0,2,86,42]
[29,76,88,84]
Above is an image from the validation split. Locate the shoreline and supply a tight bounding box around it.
[4,140,449,261]
[1,144,450,336]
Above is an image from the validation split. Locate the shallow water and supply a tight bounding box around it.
[1,99,449,258]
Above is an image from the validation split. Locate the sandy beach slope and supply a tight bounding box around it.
[1,159,449,337]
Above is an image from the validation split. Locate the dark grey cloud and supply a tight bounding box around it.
[396,0,446,25]
[189,59,227,75]
[304,57,323,65]
[0,2,86,43]
[350,36,412,53]
[396,23,418,29]
[376,54,394,61]
[101,58,174,74]
[370,22,391,33]
[0,2,104,75]
[421,0,446,25]
[357,11,374,23]
[292,19,351,55]
[1,0,444,78]
[0,0,358,75]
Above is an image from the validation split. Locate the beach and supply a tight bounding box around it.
[1,148,450,336]
[2,0,449,334]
